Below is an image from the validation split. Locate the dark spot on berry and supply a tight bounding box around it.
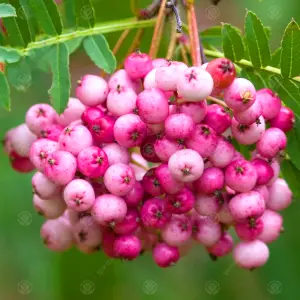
[153,178,160,187]
[78,230,88,242]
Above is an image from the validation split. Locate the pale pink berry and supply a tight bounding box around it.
[152,58,167,68]
[33,194,66,219]
[195,167,224,194]
[3,127,16,155]
[114,208,140,235]
[108,69,138,91]
[10,124,37,157]
[59,125,93,156]
[144,68,158,90]
[203,104,231,134]
[155,163,184,194]
[166,187,195,214]
[234,99,262,125]
[56,98,86,126]
[142,168,164,196]
[136,88,169,124]
[44,150,77,185]
[233,240,269,269]
[25,104,57,135]
[217,197,235,225]
[257,210,283,243]
[256,88,281,120]
[153,242,180,267]
[32,172,61,199]
[161,215,192,247]
[29,139,59,172]
[40,217,74,252]
[235,217,264,241]
[229,191,265,221]
[251,158,274,185]
[140,198,171,229]
[267,178,292,211]
[91,194,127,226]
[77,146,109,178]
[155,61,188,92]
[131,152,149,170]
[256,128,287,159]
[76,75,108,106]
[224,78,256,111]
[270,107,295,132]
[168,149,204,182]
[207,232,234,257]
[254,185,270,204]
[177,67,214,101]
[231,116,265,145]
[267,159,280,186]
[124,51,152,80]
[102,143,130,165]
[195,193,224,217]
[114,114,147,148]
[104,163,136,196]
[124,181,144,207]
[178,100,207,124]
[186,124,217,158]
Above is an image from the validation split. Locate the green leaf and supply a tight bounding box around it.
[0,46,22,63]
[74,0,95,28]
[201,26,222,48]
[240,68,268,90]
[29,0,62,35]
[28,45,52,72]
[245,11,271,68]
[19,0,38,41]
[280,20,300,79]
[83,35,116,74]
[264,26,271,39]
[65,37,83,54]
[1,15,25,47]
[201,26,221,38]
[48,43,71,113]
[271,48,281,67]
[281,160,300,198]
[222,23,245,62]
[0,71,10,110]
[0,3,16,17]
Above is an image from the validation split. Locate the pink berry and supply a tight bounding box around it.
[217,197,235,225]
[144,68,158,89]
[91,194,127,226]
[113,235,142,260]
[124,181,144,207]
[168,149,204,182]
[152,58,167,68]
[203,104,231,134]
[256,88,281,120]
[152,242,180,267]
[114,208,140,235]
[29,139,59,172]
[33,194,66,219]
[39,123,63,142]
[25,104,57,135]
[234,99,262,125]
[136,88,169,124]
[89,115,115,144]
[224,78,256,112]
[9,153,34,173]
[141,135,161,163]
[178,100,207,124]
[161,215,192,247]
[104,163,135,196]
[233,240,269,269]
[101,228,118,257]
[229,191,265,221]
[235,217,264,241]
[59,124,93,156]
[108,69,137,91]
[254,185,269,204]
[231,116,265,145]
[256,128,287,159]
[3,127,16,155]
[77,146,109,178]
[135,227,158,251]
[81,107,105,126]
[267,178,292,211]
[140,198,171,229]
[166,187,195,214]
[44,150,77,185]
[102,143,130,165]
[40,217,74,252]
[186,124,217,158]
[177,67,214,101]
[56,98,86,126]
[32,171,61,199]
[195,167,225,194]
[124,51,152,80]
[146,122,165,135]
[142,168,164,196]
[207,232,234,257]
[257,210,283,243]
[114,113,147,148]
[267,159,280,186]
[251,158,274,185]
[195,192,224,217]
[270,107,295,132]
[76,75,108,106]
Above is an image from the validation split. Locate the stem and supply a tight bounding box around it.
[180,45,190,65]
[130,0,139,16]
[207,96,228,108]
[131,159,149,171]
[166,2,183,33]
[166,17,178,60]
[149,0,168,58]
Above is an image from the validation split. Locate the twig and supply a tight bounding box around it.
[207,96,229,108]
[166,17,178,60]
[131,159,149,171]
[130,0,139,16]
[112,29,131,54]
[180,45,190,65]
[166,1,182,33]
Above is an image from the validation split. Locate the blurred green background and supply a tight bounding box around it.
[1,0,300,299]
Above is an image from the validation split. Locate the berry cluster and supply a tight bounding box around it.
[3,53,294,270]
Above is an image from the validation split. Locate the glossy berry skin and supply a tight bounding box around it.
[33,194,66,219]
[152,242,180,268]
[224,78,256,112]
[234,99,262,126]
[81,107,105,126]
[270,107,295,132]
[166,187,195,214]
[10,153,35,173]
[203,104,231,134]
[124,52,153,80]
[256,88,281,120]
[32,171,61,199]
[114,208,140,235]
[206,58,236,89]
[195,167,225,194]
[140,135,161,163]
[114,235,142,260]
[39,124,63,142]
[89,115,115,144]
[114,114,147,148]
[136,88,169,124]
[76,75,109,106]
[142,168,164,196]
[235,217,264,241]
[140,198,171,229]
[207,232,234,257]
[178,100,207,124]
[124,181,144,207]
[267,178,292,211]
[258,210,283,243]
[251,158,274,185]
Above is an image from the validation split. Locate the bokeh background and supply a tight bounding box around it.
[1,0,300,299]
